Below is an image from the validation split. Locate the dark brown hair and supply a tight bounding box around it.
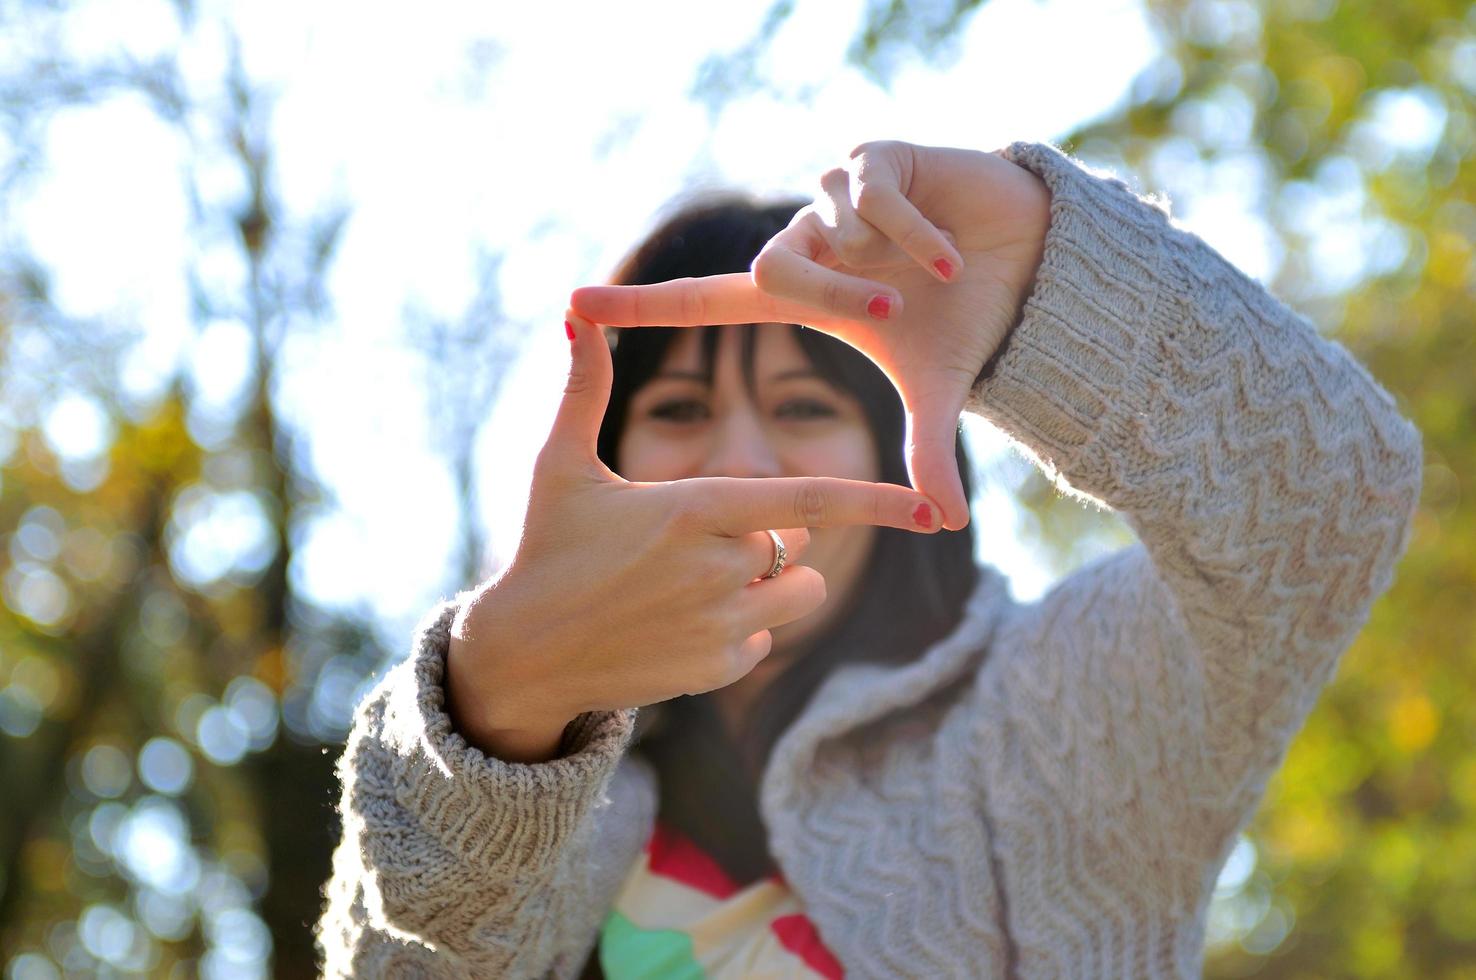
[595,194,980,885]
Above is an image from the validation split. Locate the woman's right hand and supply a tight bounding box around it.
[446,312,940,763]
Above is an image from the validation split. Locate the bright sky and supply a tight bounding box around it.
[22,0,1164,643]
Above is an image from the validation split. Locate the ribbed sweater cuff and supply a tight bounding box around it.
[964,140,1171,494]
[377,593,636,876]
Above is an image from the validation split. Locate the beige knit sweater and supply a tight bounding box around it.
[316,141,1422,978]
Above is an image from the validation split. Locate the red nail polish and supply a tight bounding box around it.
[564,320,575,341]
[913,502,933,528]
[933,258,954,281]
[867,295,891,320]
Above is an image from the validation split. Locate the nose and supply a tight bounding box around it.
[700,404,783,480]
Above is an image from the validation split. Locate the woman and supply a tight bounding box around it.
[317,140,1422,978]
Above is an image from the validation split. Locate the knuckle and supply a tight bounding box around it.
[794,482,827,526]
[563,367,593,397]
[698,549,736,585]
[897,223,930,253]
[862,138,901,158]
[676,496,731,541]
[852,181,885,214]
[790,203,819,227]
[751,248,779,291]
[665,498,708,536]
[820,278,844,315]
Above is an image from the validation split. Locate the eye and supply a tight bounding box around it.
[648,399,709,422]
[776,399,837,420]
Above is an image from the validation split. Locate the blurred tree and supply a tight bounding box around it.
[705,0,1476,974]
[406,251,527,589]
[0,6,382,977]
[0,0,528,973]
[0,0,527,969]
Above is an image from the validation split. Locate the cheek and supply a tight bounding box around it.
[616,430,690,483]
[799,431,880,483]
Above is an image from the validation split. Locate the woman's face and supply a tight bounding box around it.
[616,323,881,660]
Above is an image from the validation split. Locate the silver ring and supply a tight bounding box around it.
[762,530,787,579]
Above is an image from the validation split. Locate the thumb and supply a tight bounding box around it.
[903,391,971,532]
[545,311,614,465]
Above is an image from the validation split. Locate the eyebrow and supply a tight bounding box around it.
[652,368,823,384]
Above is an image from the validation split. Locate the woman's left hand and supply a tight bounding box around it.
[570,140,1051,530]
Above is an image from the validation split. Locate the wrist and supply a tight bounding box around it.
[974,308,1023,386]
[975,165,1049,386]
[446,628,577,763]
[462,712,573,765]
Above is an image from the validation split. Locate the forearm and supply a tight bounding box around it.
[965,140,1421,715]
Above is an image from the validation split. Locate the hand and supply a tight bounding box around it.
[570,140,1051,531]
[446,313,939,763]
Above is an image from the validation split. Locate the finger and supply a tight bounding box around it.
[849,155,964,282]
[733,526,810,585]
[901,390,972,531]
[544,312,614,464]
[815,167,902,269]
[731,630,775,682]
[676,475,939,537]
[571,275,800,327]
[735,563,828,633]
[752,224,902,323]
[686,630,778,696]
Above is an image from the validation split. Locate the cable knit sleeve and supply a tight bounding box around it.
[315,591,640,978]
[962,141,1421,859]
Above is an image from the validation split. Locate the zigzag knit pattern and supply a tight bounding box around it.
[316,141,1422,978]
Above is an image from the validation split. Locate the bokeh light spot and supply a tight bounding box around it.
[224,676,278,751]
[0,683,45,738]
[117,797,200,896]
[41,393,113,461]
[138,737,194,795]
[196,705,249,766]
[80,744,132,799]
[5,952,62,980]
[14,506,65,562]
[2,564,73,629]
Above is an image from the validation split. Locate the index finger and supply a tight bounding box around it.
[674,475,940,536]
[571,274,809,327]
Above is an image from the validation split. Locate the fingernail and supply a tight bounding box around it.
[564,320,575,342]
[933,258,954,281]
[913,502,933,528]
[867,295,891,320]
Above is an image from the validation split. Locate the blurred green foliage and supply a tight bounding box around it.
[1069,3,1476,975]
